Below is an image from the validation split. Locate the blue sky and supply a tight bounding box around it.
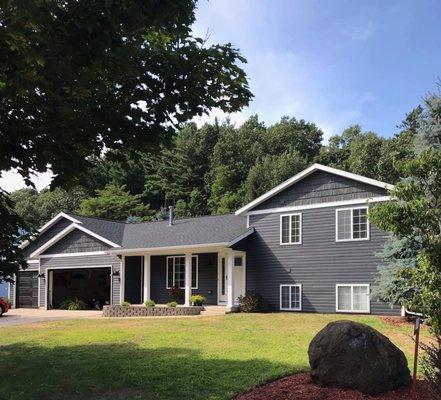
[193,0,441,138]
[1,0,440,191]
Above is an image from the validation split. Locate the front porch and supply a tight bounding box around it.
[118,247,246,308]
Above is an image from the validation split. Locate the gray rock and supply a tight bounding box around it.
[308,320,411,394]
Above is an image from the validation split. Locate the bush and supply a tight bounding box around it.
[121,301,131,307]
[167,286,184,303]
[237,291,266,313]
[421,335,441,400]
[144,299,156,307]
[190,294,206,306]
[59,298,86,310]
[166,301,177,308]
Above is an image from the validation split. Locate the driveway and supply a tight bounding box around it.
[0,308,102,327]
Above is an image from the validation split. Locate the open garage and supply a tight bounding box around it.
[49,267,111,309]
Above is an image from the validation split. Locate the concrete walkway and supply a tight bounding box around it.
[0,308,102,327]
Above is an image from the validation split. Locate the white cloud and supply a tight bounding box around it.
[0,170,53,193]
[346,20,375,41]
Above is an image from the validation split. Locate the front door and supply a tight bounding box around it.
[218,256,227,303]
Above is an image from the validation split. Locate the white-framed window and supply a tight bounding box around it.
[336,207,369,241]
[166,255,198,289]
[280,213,302,245]
[336,284,370,313]
[280,284,302,311]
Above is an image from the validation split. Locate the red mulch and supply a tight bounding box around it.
[235,373,431,400]
[380,316,411,327]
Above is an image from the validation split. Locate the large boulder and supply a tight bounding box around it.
[308,320,411,394]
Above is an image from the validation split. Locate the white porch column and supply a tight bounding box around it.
[143,254,151,302]
[120,255,125,303]
[184,253,192,306]
[227,248,234,308]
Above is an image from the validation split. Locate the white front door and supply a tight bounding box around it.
[218,255,227,303]
[233,255,245,304]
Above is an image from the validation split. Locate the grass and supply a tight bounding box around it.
[0,313,431,400]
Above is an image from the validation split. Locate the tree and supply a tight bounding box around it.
[244,150,308,201]
[370,94,441,335]
[11,187,87,228]
[0,1,252,281]
[79,185,152,222]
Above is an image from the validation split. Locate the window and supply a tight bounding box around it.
[280,213,302,244]
[336,207,369,241]
[166,255,198,289]
[336,284,370,313]
[234,256,243,267]
[280,284,302,310]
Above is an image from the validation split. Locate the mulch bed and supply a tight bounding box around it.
[235,373,431,400]
[380,316,411,327]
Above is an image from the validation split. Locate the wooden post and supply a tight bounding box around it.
[412,316,421,399]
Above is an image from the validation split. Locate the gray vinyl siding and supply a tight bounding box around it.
[40,254,122,308]
[23,218,73,258]
[244,205,400,315]
[254,171,388,210]
[42,230,110,254]
[150,253,218,304]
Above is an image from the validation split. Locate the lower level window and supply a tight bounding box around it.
[280,284,302,311]
[336,284,370,313]
[166,255,198,289]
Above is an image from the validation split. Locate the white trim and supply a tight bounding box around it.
[335,206,370,242]
[19,212,82,249]
[166,255,198,289]
[280,284,302,311]
[335,283,371,313]
[226,248,234,308]
[247,196,390,216]
[280,213,302,245]
[228,228,255,247]
[235,163,394,216]
[107,242,230,254]
[184,253,192,306]
[39,251,108,258]
[27,260,39,264]
[30,223,120,258]
[143,254,151,302]
[246,215,250,228]
[120,256,125,303]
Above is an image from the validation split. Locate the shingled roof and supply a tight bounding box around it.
[64,212,250,251]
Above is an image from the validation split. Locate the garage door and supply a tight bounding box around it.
[18,271,39,308]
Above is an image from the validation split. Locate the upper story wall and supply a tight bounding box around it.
[253,170,388,211]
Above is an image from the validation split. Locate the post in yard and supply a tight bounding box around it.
[412,316,421,400]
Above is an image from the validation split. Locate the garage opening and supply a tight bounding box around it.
[50,267,111,309]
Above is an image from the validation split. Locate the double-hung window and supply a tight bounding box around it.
[336,284,370,313]
[166,255,198,289]
[280,284,302,310]
[336,207,369,241]
[280,213,302,244]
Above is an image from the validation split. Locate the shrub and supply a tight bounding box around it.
[421,335,441,400]
[121,301,131,307]
[166,301,177,308]
[190,294,206,306]
[59,298,86,310]
[237,291,266,313]
[144,299,156,307]
[167,286,184,303]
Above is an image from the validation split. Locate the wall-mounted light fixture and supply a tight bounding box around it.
[112,270,120,277]
[37,273,45,279]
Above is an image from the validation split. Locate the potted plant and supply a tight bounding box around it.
[190,294,206,306]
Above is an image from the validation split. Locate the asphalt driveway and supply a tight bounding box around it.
[0,308,102,327]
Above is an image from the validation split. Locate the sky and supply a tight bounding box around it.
[2,0,441,192]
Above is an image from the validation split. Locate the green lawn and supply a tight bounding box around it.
[0,313,429,400]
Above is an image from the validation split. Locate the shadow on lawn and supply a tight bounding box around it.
[0,342,298,400]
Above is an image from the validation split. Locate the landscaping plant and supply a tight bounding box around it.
[237,291,266,313]
[421,336,441,400]
[190,294,206,306]
[166,301,177,308]
[59,298,86,310]
[144,299,156,307]
[167,286,184,303]
[121,301,131,308]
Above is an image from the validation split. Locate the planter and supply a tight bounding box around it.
[102,305,204,318]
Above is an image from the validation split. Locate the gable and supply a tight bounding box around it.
[253,170,388,211]
[23,218,73,259]
[41,229,110,255]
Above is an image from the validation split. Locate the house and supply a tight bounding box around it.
[10,164,400,315]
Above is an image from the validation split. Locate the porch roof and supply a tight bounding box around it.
[64,213,252,253]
